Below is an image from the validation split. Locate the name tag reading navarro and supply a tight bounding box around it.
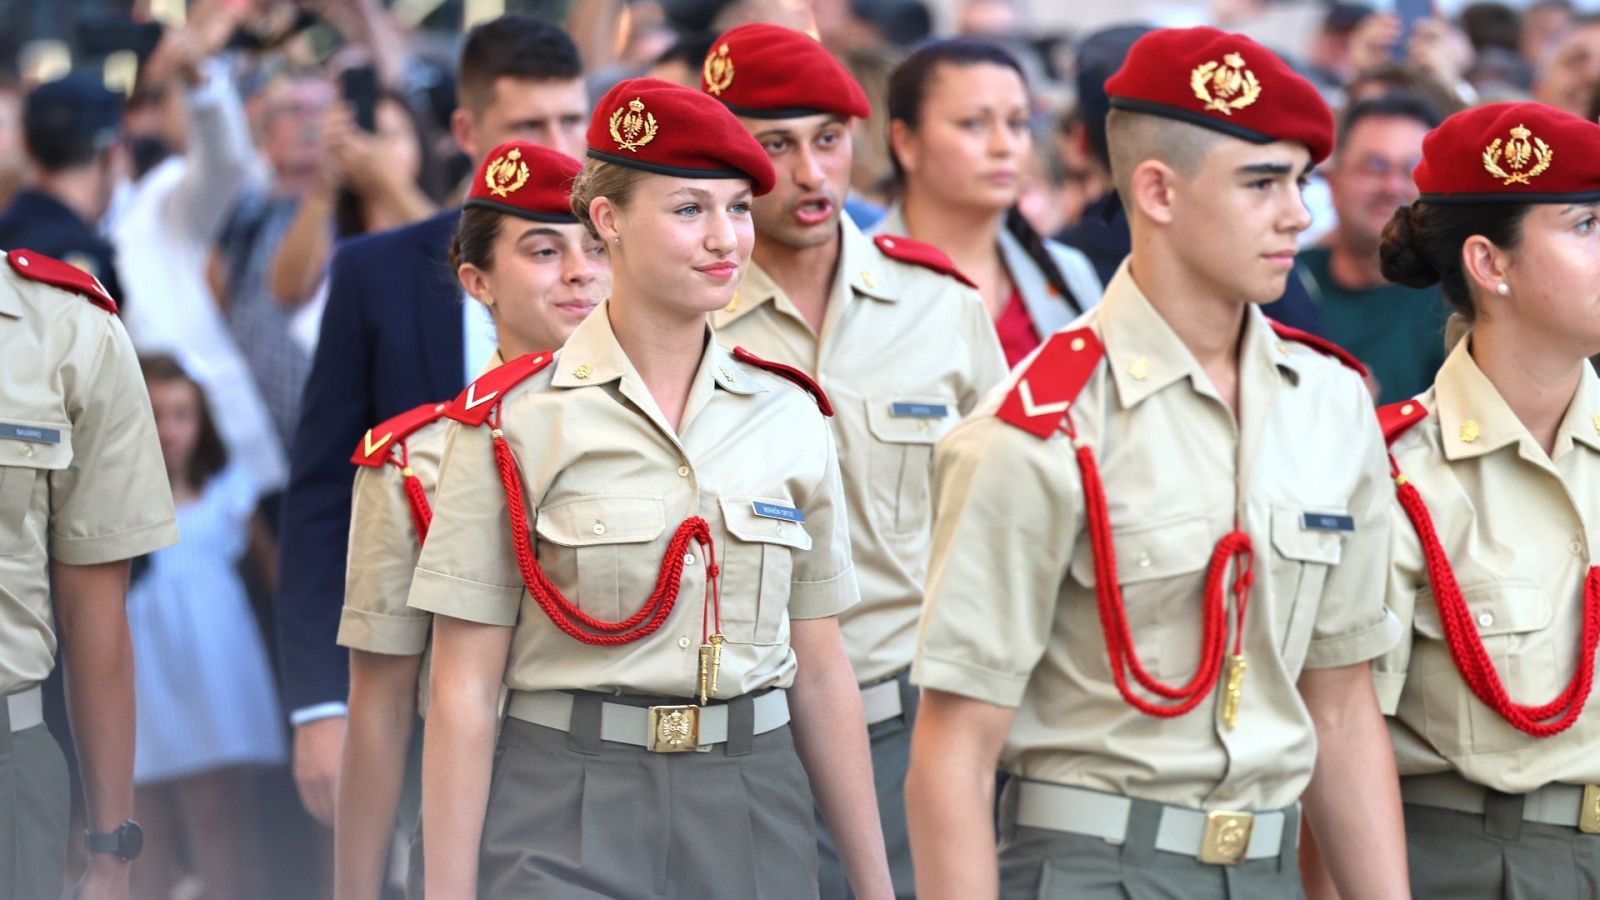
[889,402,949,419]
[752,501,804,524]
[1301,512,1355,533]
[0,423,62,444]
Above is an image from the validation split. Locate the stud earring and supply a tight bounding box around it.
[1497,283,1510,296]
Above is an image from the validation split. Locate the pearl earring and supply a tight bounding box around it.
[1497,283,1509,296]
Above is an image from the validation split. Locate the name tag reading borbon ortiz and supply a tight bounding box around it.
[889,402,950,419]
[752,501,805,524]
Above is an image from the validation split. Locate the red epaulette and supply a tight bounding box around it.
[446,350,556,426]
[350,402,451,467]
[873,235,978,289]
[996,327,1104,438]
[732,346,833,417]
[1377,398,1429,447]
[6,249,117,313]
[1268,320,1368,378]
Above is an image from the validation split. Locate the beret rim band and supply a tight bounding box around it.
[586,148,753,183]
[1108,96,1274,147]
[1418,189,1600,205]
[718,99,855,120]
[463,198,579,223]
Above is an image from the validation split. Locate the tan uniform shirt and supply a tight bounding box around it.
[338,415,449,657]
[1376,340,1600,792]
[0,263,178,694]
[914,263,1401,811]
[408,303,858,698]
[712,217,1006,684]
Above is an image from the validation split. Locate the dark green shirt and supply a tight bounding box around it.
[1297,246,1451,405]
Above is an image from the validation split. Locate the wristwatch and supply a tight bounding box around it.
[85,820,143,861]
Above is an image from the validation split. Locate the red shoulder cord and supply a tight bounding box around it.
[387,441,433,541]
[1061,413,1254,719]
[1389,454,1600,737]
[486,404,722,647]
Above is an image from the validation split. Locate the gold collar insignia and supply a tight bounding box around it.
[1190,52,1261,117]
[1483,124,1553,186]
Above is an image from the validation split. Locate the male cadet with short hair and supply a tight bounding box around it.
[0,77,125,302]
[276,14,591,827]
[703,23,1007,899]
[0,250,177,899]
[905,28,1412,900]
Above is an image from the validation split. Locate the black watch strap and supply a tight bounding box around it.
[85,820,142,860]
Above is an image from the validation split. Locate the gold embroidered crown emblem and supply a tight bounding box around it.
[1482,124,1553,186]
[704,43,734,96]
[609,98,659,152]
[1190,52,1261,117]
[484,147,530,198]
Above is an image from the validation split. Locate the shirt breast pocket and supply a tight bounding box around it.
[865,397,955,536]
[1412,579,1555,754]
[534,495,666,622]
[718,497,811,646]
[0,422,73,558]
[1269,504,1345,674]
[1068,514,1214,680]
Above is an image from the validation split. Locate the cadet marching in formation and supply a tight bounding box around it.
[8,20,1600,900]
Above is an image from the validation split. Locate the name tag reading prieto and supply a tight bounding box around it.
[0,422,61,445]
[752,501,804,524]
[1301,512,1355,533]
[889,402,950,419]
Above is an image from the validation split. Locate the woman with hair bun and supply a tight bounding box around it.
[1371,101,1600,898]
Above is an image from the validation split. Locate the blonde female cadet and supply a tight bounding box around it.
[332,141,607,899]
[1373,102,1600,898]
[408,79,893,899]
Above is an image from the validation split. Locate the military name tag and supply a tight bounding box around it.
[889,402,949,419]
[0,422,61,444]
[1301,512,1354,533]
[752,501,804,523]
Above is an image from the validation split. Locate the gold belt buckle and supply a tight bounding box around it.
[1198,810,1254,865]
[647,705,700,753]
[1580,785,1600,834]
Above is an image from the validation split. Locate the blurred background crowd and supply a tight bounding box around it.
[5,0,1600,896]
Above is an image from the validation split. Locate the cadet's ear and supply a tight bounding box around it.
[590,196,621,245]
[888,119,919,176]
[1461,233,1512,303]
[457,263,490,304]
[450,107,479,161]
[1127,158,1178,226]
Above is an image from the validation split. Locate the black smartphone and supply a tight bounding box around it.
[341,66,379,133]
[1394,0,1434,59]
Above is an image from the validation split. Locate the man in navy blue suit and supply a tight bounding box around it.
[277,14,588,824]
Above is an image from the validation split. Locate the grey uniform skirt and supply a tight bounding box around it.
[1405,802,1600,899]
[1,721,70,900]
[478,698,819,899]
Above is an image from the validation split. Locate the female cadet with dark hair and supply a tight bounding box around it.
[873,38,1103,366]
[332,141,606,900]
[1371,101,1600,898]
[407,80,893,899]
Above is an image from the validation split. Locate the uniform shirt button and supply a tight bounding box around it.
[684,553,695,565]
[1477,612,1494,628]
[1572,540,1585,555]
[592,523,606,535]
[678,637,691,649]
[1137,552,1152,568]
[21,445,33,458]
[677,465,690,477]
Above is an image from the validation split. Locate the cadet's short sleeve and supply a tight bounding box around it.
[1303,383,1404,669]
[959,293,1008,415]
[788,424,859,620]
[913,416,1080,707]
[1372,502,1421,712]
[49,315,178,564]
[407,421,524,626]
[339,465,430,654]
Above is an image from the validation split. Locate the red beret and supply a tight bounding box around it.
[1104,27,1334,164]
[702,24,870,120]
[1414,102,1600,204]
[586,77,776,195]
[466,141,583,222]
